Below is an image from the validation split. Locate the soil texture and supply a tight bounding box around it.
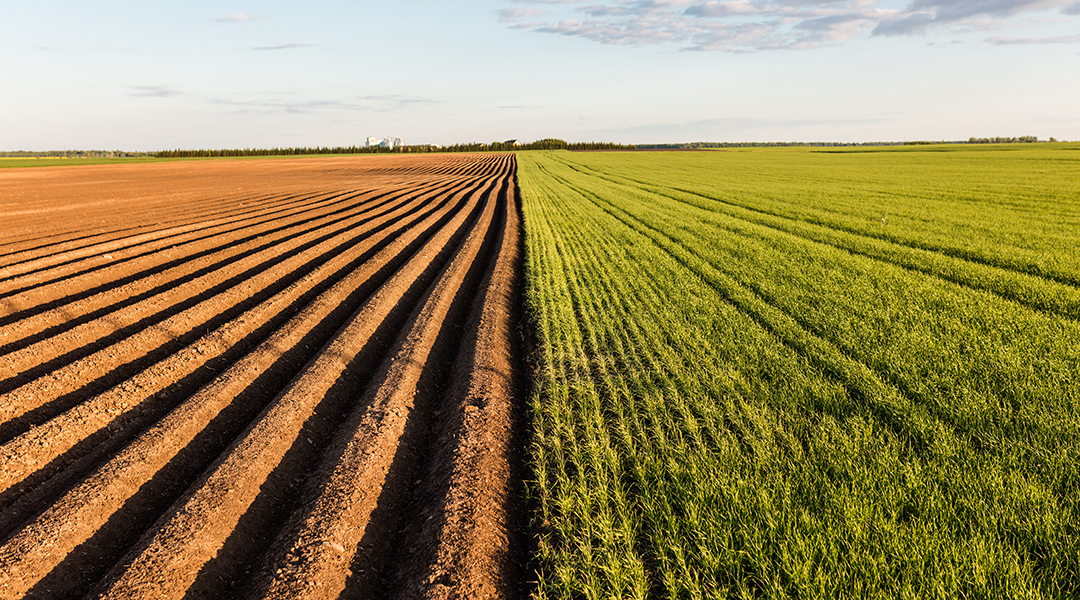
[0,154,525,599]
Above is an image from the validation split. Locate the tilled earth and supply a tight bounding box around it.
[0,154,525,599]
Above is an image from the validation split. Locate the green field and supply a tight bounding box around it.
[0,156,164,168]
[518,145,1080,598]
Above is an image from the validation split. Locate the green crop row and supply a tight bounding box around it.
[519,146,1080,599]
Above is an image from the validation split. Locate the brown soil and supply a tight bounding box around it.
[0,154,526,599]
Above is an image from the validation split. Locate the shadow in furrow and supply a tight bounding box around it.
[0,187,426,353]
[385,166,532,600]
[0,191,346,289]
[166,188,493,599]
[0,187,395,318]
[340,182,508,600]
[0,191,307,264]
[0,187,366,285]
[0,194,448,528]
[17,193,474,599]
[0,193,443,445]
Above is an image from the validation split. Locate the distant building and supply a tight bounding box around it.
[368,136,404,149]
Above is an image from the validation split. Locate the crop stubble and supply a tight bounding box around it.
[0,154,524,599]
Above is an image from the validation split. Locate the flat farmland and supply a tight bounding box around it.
[5,144,1079,599]
[0,154,523,599]
[519,146,1080,599]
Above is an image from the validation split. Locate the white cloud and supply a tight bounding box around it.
[503,0,1079,50]
[684,1,769,17]
[497,7,550,21]
[873,0,1072,35]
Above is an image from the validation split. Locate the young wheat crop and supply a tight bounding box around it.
[520,145,1080,599]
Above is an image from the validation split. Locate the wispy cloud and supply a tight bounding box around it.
[129,86,438,115]
[502,0,1079,51]
[532,2,895,51]
[873,0,1073,36]
[250,43,315,51]
[357,95,440,110]
[130,85,187,98]
[207,97,350,113]
[986,32,1080,43]
[684,1,769,18]
[498,7,550,21]
[510,21,548,29]
[217,13,264,22]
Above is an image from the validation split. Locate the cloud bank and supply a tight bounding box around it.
[498,0,1080,51]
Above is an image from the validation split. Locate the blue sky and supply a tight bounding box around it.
[3,0,1078,150]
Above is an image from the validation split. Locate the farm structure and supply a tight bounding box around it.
[366,136,405,149]
[0,154,523,599]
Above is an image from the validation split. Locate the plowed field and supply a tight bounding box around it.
[0,154,524,599]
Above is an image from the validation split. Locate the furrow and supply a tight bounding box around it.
[391,165,524,599]
[0,189,287,254]
[0,154,525,600]
[0,182,463,504]
[0,179,454,347]
[85,173,492,600]
[0,178,488,599]
[245,161,504,600]
[0,190,303,266]
[0,188,369,294]
[0,190,430,437]
[0,191,343,281]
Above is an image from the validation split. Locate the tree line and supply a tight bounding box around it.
[153,139,635,159]
[155,145,426,158]
[636,141,866,149]
[441,139,634,152]
[0,150,154,158]
[966,136,1040,144]
[637,137,1059,149]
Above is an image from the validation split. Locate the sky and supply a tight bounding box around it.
[2,0,1079,150]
